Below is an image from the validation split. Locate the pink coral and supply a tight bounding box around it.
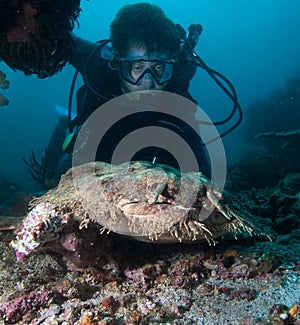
[0,290,52,323]
[11,202,68,262]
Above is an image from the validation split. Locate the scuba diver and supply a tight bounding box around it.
[64,3,211,176]
[0,1,242,189]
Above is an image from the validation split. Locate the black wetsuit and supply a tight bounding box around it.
[66,35,211,176]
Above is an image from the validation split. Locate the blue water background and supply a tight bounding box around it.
[0,0,299,191]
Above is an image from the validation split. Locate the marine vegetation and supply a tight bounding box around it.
[0,0,81,78]
[23,115,69,190]
[23,149,59,190]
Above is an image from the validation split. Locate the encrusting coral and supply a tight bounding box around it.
[11,161,270,265]
[0,0,81,78]
[256,129,300,150]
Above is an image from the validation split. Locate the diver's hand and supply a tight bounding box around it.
[185,23,203,53]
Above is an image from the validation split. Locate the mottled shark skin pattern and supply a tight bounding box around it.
[11,161,269,263]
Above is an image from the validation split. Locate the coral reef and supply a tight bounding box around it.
[242,77,300,146]
[228,126,300,191]
[0,156,299,324]
[241,78,300,176]
[227,163,300,237]
[0,0,81,78]
[256,129,300,150]
[0,289,53,323]
[0,227,299,324]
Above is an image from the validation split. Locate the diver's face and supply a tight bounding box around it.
[119,46,173,93]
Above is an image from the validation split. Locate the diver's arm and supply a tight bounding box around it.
[68,33,96,74]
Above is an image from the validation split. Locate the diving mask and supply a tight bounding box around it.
[119,58,175,86]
